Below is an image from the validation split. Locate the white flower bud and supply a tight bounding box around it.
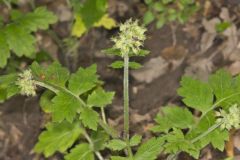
[16,70,37,96]
[216,104,240,130]
[112,19,147,57]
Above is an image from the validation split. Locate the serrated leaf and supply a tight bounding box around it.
[186,112,229,152]
[31,61,70,87]
[80,0,107,28]
[94,14,116,29]
[34,121,83,157]
[106,139,127,151]
[0,31,10,68]
[68,64,99,95]
[52,92,82,123]
[18,7,57,32]
[64,143,94,160]
[87,88,114,107]
[91,129,109,151]
[130,135,142,146]
[5,24,36,57]
[178,76,213,113]
[152,106,194,133]
[209,69,236,107]
[80,107,99,130]
[163,128,197,156]
[134,137,164,160]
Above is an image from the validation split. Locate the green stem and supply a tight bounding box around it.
[101,107,107,124]
[190,122,222,144]
[123,55,129,140]
[123,55,133,158]
[200,92,240,120]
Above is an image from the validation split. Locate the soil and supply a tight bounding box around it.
[0,0,240,160]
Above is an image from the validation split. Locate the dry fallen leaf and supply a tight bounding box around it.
[185,58,214,81]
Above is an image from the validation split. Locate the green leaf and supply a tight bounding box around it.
[187,112,229,152]
[130,135,142,146]
[152,106,195,133]
[87,88,114,107]
[178,76,213,113]
[80,0,107,28]
[163,128,199,158]
[216,22,231,33]
[0,73,19,102]
[68,64,99,95]
[129,62,142,69]
[106,139,127,151]
[34,121,83,157]
[0,31,10,68]
[18,7,58,32]
[64,143,94,160]
[209,69,236,107]
[52,92,82,123]
[40,90,55,113]
[103,48,122,57]
[111,156,130,160]
[80,107,99,130]
[91,129,109,151]
[5,24,36,57]
[110,61,124,69]
[134,137,164,160]
[31,61,70,87]
[144,11,154,25]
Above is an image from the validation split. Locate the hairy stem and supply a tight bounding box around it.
[123,55,134,158]
[123,55,129,140]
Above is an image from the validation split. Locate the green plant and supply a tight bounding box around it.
[143,0,199,28]
[70,0,116,38]
[0,7,57,68]
[1,18,240,160]
[151,69,240,159]
[143,0,199,46]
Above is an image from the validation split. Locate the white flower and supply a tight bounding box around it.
[216,104,240,130]
[16,70,37,96]
[111,19,147,56]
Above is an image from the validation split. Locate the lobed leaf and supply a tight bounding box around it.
[52,92,82,123]
[64,143,94,160]
[178,76,213,113]
[68,64,99,95]
[80,107,99,130]
[134,137,164,160]
[87,88,115,107]
[34,121,83,157]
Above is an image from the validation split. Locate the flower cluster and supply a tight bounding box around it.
[16,70,37,96]
[111,19,146,56]
[216,104,240,130]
